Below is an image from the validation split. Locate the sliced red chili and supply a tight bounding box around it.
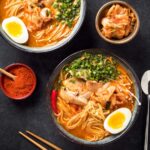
[50,90,58,114]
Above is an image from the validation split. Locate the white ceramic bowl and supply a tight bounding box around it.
[0,0,86,53]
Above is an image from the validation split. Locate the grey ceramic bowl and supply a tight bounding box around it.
[47,49,142,146]
[95,1,140,44]
[0,0,86,53]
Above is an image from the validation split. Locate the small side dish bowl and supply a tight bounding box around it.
[0,63,37,100]
[47,49,142,146]
[95,1,140,44]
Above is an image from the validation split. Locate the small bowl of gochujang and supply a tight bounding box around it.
[0,63,36,100]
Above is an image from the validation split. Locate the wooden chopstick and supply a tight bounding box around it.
[0,68,16,80]
[26,130,62,150]
[19,131,47,150]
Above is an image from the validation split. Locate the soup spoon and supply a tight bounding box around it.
[141,70,150,150]
[0,67,16,80]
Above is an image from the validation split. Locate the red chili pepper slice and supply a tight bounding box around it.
[50,90,58,114]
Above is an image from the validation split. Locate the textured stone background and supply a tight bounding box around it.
[0,0,149,149]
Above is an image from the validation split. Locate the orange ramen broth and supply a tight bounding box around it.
[117,65,135,111]
[56,64,135,140]
[25,19,75,47]
[0,0,78,47]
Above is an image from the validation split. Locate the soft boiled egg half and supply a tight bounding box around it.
[2,16,29,44]
[104,108,132,134]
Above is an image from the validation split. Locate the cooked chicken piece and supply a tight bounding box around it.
[110,92,129,109]
[62,78,86,93]
[86,80,103,92]
[93,83,116,107]
[59,88,91,106]
[80,91,91,99]
[27,14,44,31]
[96,82,110,94]
[23,1,53,32]
[91,95,107,108]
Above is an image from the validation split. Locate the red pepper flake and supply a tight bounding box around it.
[2,65,36,99]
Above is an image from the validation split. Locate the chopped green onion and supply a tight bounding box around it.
[64,52,120,82]
[53,0,80,27]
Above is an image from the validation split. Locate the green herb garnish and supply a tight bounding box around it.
[64,53,120,82]
[53,0,80,27]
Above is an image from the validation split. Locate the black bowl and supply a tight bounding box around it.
[47,49,142,146]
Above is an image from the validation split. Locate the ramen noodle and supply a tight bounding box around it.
[0,0,81,47]
[52,53,135,141]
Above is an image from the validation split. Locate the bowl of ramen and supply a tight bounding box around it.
[95,1,140,44]
[0,0,86,53]
[48,49,142,145]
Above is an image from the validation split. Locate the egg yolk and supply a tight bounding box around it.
[6,21,23,37]
[108,112,125,129]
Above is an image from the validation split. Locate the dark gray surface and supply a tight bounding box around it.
[0,0,149,150]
